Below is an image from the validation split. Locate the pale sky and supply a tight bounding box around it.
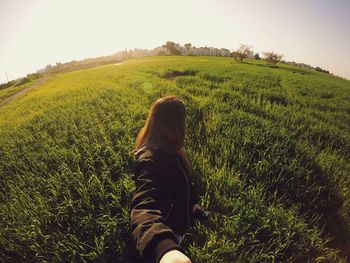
[0,0,349,83]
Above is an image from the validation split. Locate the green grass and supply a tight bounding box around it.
[0,56,350,262]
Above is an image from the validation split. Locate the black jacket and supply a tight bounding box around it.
[130,147,200,263]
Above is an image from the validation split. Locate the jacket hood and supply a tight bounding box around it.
[134,137,179,159]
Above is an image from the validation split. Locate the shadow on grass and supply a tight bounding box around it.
[200,124,349,256]
[244,61,312,76]
[248,138,347,252]
[161,69,198,80]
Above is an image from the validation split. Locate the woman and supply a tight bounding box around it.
[130,95,207,263]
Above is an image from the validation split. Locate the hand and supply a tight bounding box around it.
[159,249,191,263]
[192,203,201,214]
[192,203,210,221]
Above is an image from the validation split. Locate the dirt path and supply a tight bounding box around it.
[0,75,49,109]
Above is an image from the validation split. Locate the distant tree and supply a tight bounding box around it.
[232,44,254,62]
[184,43,192,50]
[262,51,283,64]
[315,66,330,74]
[162,41,181,55]
[184,43,192,54]
[253,53,260,60]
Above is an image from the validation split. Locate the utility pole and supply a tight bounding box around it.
[5,72,9,83]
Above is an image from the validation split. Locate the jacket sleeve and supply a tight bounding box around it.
[130,159,185,263]
[188,175,203,223]
[179,156,200,207]
[189,175,200,206]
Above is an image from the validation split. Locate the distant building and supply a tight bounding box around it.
[156,42,232,57]
[220,48,231,57]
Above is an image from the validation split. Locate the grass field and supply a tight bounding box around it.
[0,56,350,262]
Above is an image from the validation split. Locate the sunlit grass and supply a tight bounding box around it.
[0,56,349,262]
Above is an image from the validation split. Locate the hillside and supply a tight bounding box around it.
[0,56,350,262]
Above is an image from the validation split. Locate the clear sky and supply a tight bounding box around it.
[0,0,349,83]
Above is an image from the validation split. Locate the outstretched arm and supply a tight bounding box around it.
[188,172,202,217]
[188,174,209,222]
[131,159,189,263]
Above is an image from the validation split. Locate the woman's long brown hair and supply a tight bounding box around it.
[134,95,192,174]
